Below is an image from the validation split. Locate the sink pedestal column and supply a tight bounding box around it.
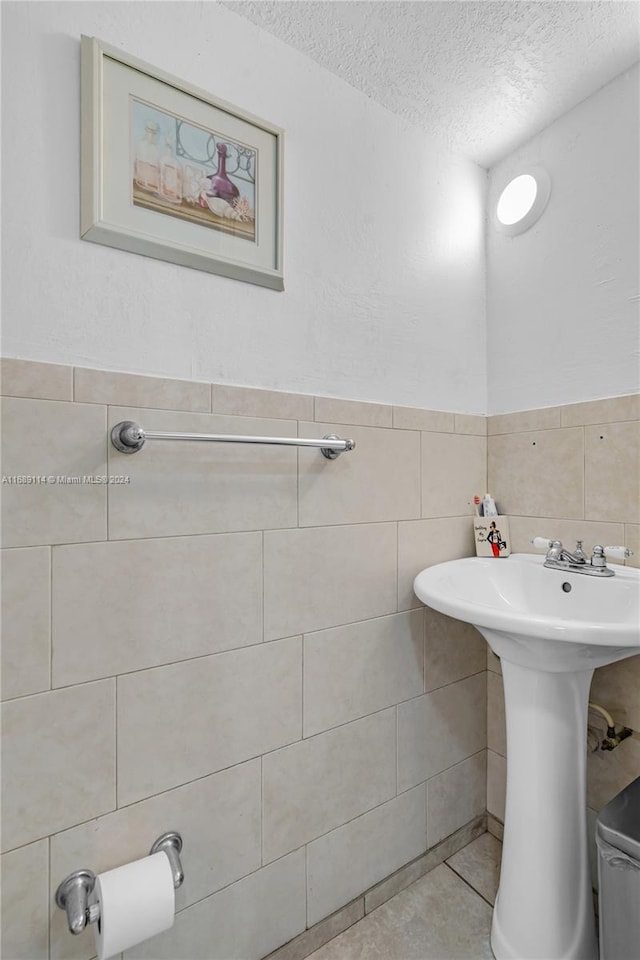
[489,653,597,960]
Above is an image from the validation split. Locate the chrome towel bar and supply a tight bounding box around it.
[111,421,356,459]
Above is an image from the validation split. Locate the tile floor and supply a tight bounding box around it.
[307,832,503,960]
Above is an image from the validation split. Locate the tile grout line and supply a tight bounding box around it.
[419,430,423,517]
[115,675,119,809]
[2,758,267,857]
[301,633,305,739]
[304,838,309,930]
[2,517,437,551]
[106,404,111,540]
[14,507,628,552]
[261,755,264,867]
[47,835,52,959]
[424,779,429,852]
[395,705,399,796]
[48,545,53,691]
[395,520,401,611]
[3,360,639,426]
[1,652,488,707]
[296,424,300,529]
[443,860,496,910]
[3,388,637,430]
[583,424,586,520]
[262,530,266,644]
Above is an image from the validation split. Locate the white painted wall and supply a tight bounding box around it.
[487,64,640,414]
[0,1,487,413]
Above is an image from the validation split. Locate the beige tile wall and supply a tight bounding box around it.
[487,395,640,822]
[1,360,487,960]
[4,361,635,955]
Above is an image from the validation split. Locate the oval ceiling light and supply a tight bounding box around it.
[495,167,551,236]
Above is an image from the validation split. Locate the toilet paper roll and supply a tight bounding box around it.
[93,851,175,960]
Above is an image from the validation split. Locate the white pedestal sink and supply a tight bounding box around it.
[413,553,640,960]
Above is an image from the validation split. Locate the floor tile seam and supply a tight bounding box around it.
[442,860,495,909]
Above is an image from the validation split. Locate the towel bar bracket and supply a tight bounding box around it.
[111,420,146,453]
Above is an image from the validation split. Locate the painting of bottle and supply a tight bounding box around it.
[159,138,183,204]
[131,98,256,242]
[183,165,205,205]
[206,143,240,203]
[134,121,160,193]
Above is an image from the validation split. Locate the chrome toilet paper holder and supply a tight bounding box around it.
[55,831,184,935]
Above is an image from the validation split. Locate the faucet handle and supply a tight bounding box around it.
[531,538,563,560]
[603,546,634,561]
[531,538,553,550]
[573,540,588,561]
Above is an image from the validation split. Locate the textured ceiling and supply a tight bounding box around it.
[223,0,640,167]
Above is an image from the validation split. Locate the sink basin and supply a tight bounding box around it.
[413,553,640,960]
[413,552,640,670]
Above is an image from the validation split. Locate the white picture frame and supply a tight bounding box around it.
[81,36,284,291]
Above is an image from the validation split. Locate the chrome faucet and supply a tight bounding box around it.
[546,539,587,564]
[531,538,633,577]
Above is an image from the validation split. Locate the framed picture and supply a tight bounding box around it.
[81,36,284,290]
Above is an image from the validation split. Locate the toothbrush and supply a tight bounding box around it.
[473,495,482,517]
